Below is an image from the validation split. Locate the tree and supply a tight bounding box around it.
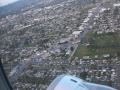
[70,47,74,52]
[80,72,88,79]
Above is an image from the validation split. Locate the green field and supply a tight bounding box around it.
[72,31,120,59]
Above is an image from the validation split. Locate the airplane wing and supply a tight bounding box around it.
[0,58,13,90]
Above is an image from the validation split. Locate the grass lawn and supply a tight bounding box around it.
[72,31,120,59]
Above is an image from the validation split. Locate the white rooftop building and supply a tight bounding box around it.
[72,31,82,36]
[113,3,120,7]
[79,26,84,30]
[100,8,107,13]
[83,17,90,23]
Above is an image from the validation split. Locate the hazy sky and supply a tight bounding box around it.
[0,0,19,7]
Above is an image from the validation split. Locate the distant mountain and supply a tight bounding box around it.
[0,0,41,18]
